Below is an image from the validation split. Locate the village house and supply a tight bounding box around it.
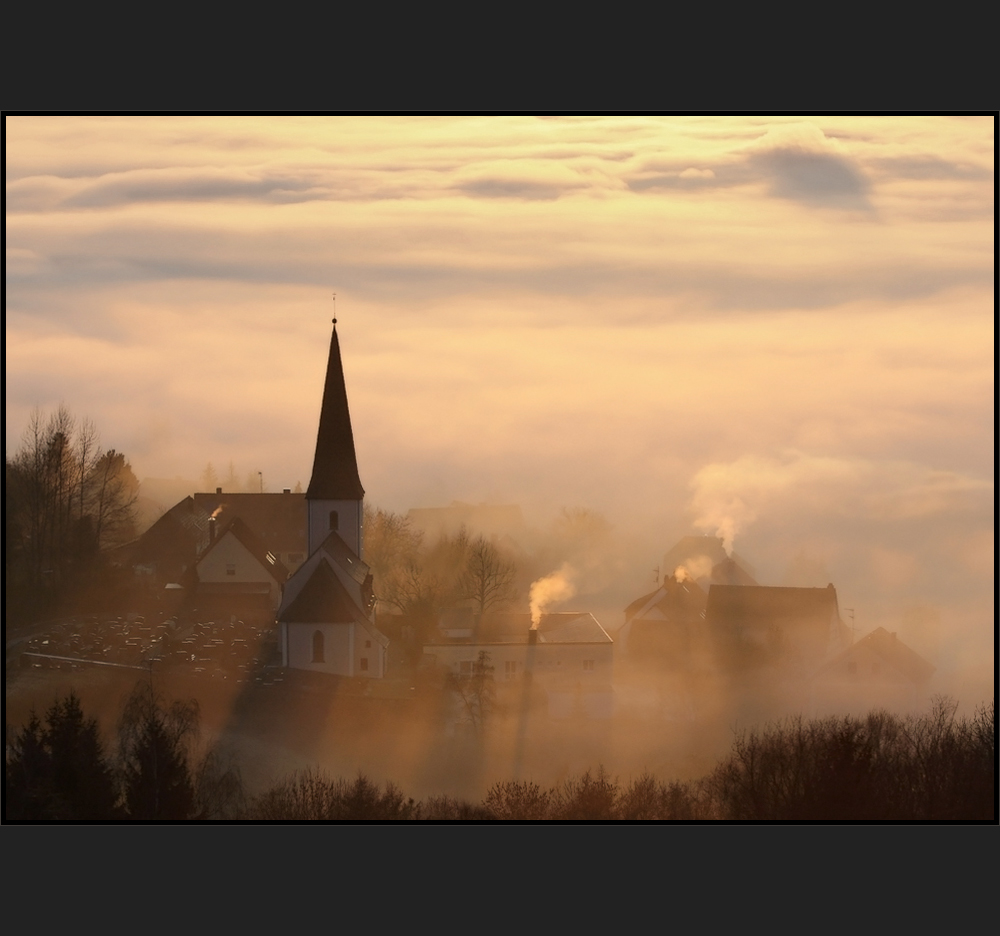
[130,495,211,589]
[810,626,935,715]
[423,610,615,718]
[192,490,307,573]
[615,537,758,664]
[193,516,289,625]
[130,488,307,593]
[616,541,871,720]
[614,572,708,665]
[704,583,850,676]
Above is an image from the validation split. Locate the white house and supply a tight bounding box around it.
[195,516,289,616]
[424,611,615,718]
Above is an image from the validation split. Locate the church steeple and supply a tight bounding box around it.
[307,322,364,501]
[306,320,365,558]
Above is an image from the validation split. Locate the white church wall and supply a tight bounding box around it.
[308,500,363,557]
[353,628,384,678]
[287,622,355,676]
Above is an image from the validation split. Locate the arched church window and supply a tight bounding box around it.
[329,511,339,531]
[312,630,325,663]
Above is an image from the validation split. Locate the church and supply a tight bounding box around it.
[276,321,388,677]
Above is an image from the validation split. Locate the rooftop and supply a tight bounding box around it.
[427,611,612,646]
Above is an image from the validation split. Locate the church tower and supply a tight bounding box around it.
[306,320,365,558]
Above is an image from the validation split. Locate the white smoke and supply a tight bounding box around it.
[676,555,714,583]
[529,563,576,629]
[689,452,858,553]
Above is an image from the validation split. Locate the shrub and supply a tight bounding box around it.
[249,769,420,820]
[704,698,995,821]
[483,780,555,820]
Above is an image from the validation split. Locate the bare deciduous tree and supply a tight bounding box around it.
[6,406,140,617]
[363,505,423,605]
[86,449,139,550]
[450,650,496,734]
[460,535,517,616]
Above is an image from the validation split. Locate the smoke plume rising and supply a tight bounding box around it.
[529,563,576,628]
[676,554,715,583]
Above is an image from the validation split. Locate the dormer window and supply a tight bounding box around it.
[329,511,339,531]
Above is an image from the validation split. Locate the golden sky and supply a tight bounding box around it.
[5,116,994,674]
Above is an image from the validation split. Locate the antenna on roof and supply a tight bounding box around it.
[332,292,337,326]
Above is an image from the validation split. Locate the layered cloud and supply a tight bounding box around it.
[5,118,994,665]
[691,451,993,549]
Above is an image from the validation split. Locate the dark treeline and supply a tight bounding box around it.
[6,406,140,625]
[6,692,993,821]
[5,683,243,821]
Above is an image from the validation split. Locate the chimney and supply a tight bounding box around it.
[216,487,222,495]
[283,488,291,494]
[528,628,538,645]
[208,516,217,544]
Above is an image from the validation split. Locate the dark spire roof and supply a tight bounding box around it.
[306,324,365,500]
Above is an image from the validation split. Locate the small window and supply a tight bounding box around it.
[329,511,339,531]
[583,660,595,672]
[505,660,519,680]
[312,630,325,663]
[360,658,369,672]
[226,563,236,577]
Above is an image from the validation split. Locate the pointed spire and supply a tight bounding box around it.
[306,321,365,500]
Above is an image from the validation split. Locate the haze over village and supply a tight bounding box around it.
[5,116,994,818]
